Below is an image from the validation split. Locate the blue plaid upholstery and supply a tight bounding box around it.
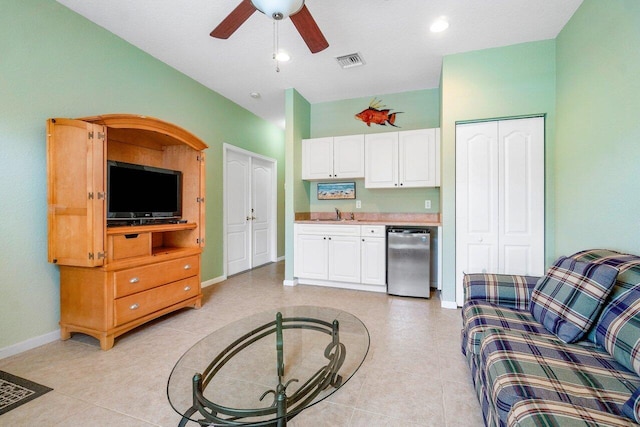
[529,256,619,343]
[595,284,640,377]
[623,387,640,423]
[461,249,640,427]
[480,329,639,426]
[462,300,553,356]
[509,399,639,427]
[464,273,540,310]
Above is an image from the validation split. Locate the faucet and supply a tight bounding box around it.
[334,208,341,220]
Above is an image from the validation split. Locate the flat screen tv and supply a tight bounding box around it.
[107,161,182,223]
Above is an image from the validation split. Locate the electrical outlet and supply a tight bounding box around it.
[356,200,362,209]
[424,200,431,209]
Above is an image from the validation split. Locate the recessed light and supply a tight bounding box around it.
[430,17,449,33]
[275,51,290,62]
[250,92,261,99]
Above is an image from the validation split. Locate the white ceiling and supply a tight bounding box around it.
[56,0,583,128]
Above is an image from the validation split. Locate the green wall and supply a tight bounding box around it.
[555,0,640,255]
[440,40,557,304]
[308,89,441,214]
[284,89,311,281]
[0,0,284,350]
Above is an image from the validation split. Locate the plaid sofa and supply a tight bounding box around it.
[461,249,640,427]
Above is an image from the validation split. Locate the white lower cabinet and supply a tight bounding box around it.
[294,224,386,292]
[360,226,386,286]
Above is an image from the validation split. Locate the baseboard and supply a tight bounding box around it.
[202,275,226,288]
[283,278,298,287]
[0,330,60,360]
[276,255,285,262]
[440,300,458,310]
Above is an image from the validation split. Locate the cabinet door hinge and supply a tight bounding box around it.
[89,192,106,200]
[89,252,106,260]
[88,192,94,200]
[197,238,205,245]
[88,131,94,140]
[97,132,105,140]
[197,155,204,162]
[197,197,205,203]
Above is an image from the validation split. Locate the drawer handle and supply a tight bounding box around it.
[129,303,140,310]
[184,264,191,270]
[129,277,140,284]
[184,286,191,292]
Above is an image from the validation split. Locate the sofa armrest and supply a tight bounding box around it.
[508,399,638,427]
[463,273,540,310]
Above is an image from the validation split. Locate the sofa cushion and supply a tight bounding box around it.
[462,300,553,356]
[464,273,540,311]
[623,387,640,424]
[529,256,618,343]
[480,329,640,426]
[595,285,640,377]
[509,399,639,427]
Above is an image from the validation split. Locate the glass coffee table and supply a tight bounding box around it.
[167,306,370,426]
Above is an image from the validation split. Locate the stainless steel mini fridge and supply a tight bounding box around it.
[387,227,431,298]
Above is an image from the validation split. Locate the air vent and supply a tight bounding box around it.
[336,52,365,69]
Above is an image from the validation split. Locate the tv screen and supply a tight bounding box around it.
[107,161,182,221]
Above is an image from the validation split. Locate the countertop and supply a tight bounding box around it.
[294,212,441,227]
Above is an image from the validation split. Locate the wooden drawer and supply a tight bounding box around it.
[109,233,151,260]
[114,255,199,298]
[114,276,200,326]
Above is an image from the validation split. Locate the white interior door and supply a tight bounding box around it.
[498,117,545,276]
[251,157,272,268]
[225,145,277,276]
[226,150,251,275]
[456,121,500,303]
[456,117,544,306]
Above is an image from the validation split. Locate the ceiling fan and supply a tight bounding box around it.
[210,0,329,54]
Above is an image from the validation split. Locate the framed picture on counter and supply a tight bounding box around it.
[317,182,356,200]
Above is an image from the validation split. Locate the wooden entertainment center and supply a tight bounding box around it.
[47,114,207,350]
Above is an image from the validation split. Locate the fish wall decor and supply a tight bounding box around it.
[355,98,402,127]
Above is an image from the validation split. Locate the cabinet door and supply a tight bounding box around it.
[399,128,439,187]
[302,137,334,180]
[333,134,364,179]
[328,236,361,283]
[47,118,106,266]
[295,234,328,279]
[361,237,386,286]
[365,133,398,188]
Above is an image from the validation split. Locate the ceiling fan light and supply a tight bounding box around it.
[251,0,304,20]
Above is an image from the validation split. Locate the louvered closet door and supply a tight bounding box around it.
[456,117,544,306]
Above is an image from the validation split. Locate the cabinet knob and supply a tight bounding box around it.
[328,237,332,240]
[184,264,191,270]
[129,303,140,310]
[400,183,404,186]
[184,286,191,292]
[129,277,139,284]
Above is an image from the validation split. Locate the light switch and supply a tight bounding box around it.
[424,200,431,209]
[356,200,362,209]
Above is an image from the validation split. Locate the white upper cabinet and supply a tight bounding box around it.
[302,135,364,180]
[365,128,440,188]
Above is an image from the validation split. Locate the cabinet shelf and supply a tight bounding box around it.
[106,222,197,235]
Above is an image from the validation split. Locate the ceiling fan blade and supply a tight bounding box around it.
[210,0,256,39]
[290,5,329,53]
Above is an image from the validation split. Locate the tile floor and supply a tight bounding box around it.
[0,261,484,426]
